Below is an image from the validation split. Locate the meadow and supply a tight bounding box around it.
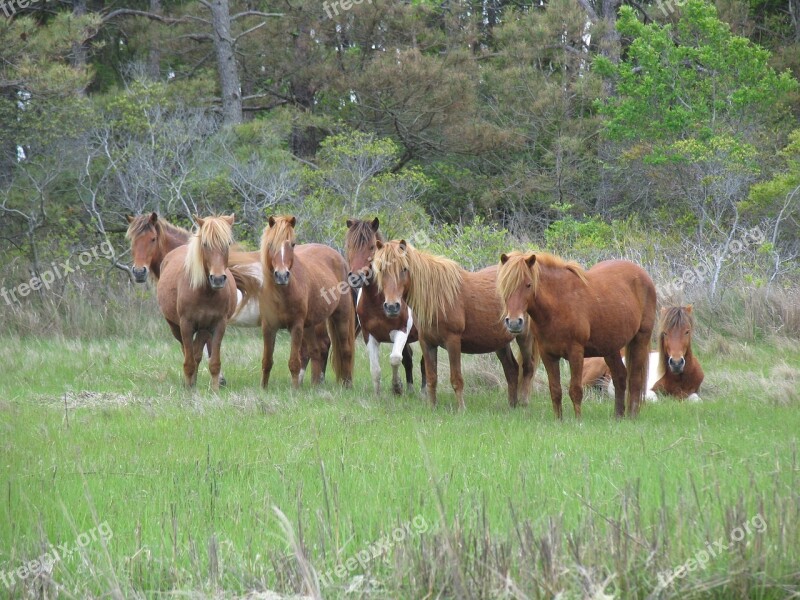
[1,306,800,599]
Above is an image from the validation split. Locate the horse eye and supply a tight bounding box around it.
[151,237,157,243]
[526,283,532,288]
[685,330,690,335]
[292,242,296,248]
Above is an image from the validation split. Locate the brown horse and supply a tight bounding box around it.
[259,215,356,389]
[345,217,424,395]
[156,215,237,390]
[498,252,656,418]
[652,306,704,401]
[126,212,190,283]
[582,353,660,402]
[127,212,329,381]
[371,240,538,410]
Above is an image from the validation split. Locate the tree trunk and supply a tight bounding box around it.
[595,0,621,215]
[209,0,243,125]
[71,0,88,73]
[148,0,163,79]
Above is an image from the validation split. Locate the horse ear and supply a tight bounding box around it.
[268,216,276,228]
[149,212,158,224]
[223,214,235,225]
[525,254,537,268]
[685,305,693,314]
[500,253,509,265]
[289,216,297,227]
[346,218,355,228]
[194,215,205,227]
[398,239,407,252]
[371,217,379,231]
[375,240,384,249]
[126,215,134,224]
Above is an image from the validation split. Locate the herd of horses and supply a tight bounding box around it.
[126,213,704,419]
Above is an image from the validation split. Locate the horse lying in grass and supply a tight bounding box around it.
[497,251,656,419]
[582,305,703,402]
[259,216,356,390]
[126,212,329,383]
[371,240,538,410]
[345,217,424,395]
[156,215,237,391]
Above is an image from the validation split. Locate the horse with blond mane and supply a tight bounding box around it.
[582,306,703,403]
[127,212,330,382]
[345,217,424,395]
[156,215,237,390]
[371,240,538,410]
[259,216,355,389]
[498,252,656,418]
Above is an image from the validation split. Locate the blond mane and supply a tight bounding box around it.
[657,306,694,376]
[497,251,587,312]
[260,215,297,268]
[372,240,462,331]
[184,216,234,289]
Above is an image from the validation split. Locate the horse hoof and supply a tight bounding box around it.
[392,382,404,395]
[219,376,227,387]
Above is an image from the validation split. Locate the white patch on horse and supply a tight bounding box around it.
[367,334,381,394]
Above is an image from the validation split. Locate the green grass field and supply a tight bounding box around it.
[1,325,800,599]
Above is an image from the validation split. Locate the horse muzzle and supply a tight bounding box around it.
[383,301,401,317]
[208,274,227,290]
[273,270,290,286]
[504,316,525,334]
[668,356,686,374]
[132,266,148,283]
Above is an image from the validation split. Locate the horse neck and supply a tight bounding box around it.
[151,227,190,277]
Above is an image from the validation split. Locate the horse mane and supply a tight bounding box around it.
[497,251,587,312]
[658,306,694,376]
[184,216,234,289]
[260,215,297,267]
[125,214,190,252]
[345,219,385,256]
[373,241,462,331]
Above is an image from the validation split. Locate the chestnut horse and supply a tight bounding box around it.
[259,216,355,389]
[345,217,424,395]
[156,215,237,390]
[498,252,656,418]
[652,306,704,401]
[582,306,703,402]
[371,240,538,410]
[127,212,329,381]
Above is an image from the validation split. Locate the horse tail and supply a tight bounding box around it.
[624,337,649,411]
[327,287,356,385]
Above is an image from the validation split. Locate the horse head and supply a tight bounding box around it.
[372,239,411,318]
[126,212,161,283]
[498,252,536,334]
[345,217,381,289]
[660,305,694,374]
[186,214,235,290]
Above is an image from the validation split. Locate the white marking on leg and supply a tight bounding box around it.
[687,393,701,403]
[367,335,381,394]
[298,367,306,385]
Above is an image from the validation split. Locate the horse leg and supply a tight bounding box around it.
[366,334,382,395]
[419,354,426,394]
[207,321,227,392]
[167,321,182,343]
[495,345,520,408]
[625,332,651,417]
[261,325,277,390]
[179,318,198,388]
[389,329,410,395]
[287,324,305,389]
[401,344,414,393]
[205,340,226,387]
[516,329,538,407]
[541,354,563,419]
[421,340,438,407]
[444,337,465,411]
[329,311,355,388]
[303,325,323,385]
[566,348,586,419]
[605,352,627,418]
